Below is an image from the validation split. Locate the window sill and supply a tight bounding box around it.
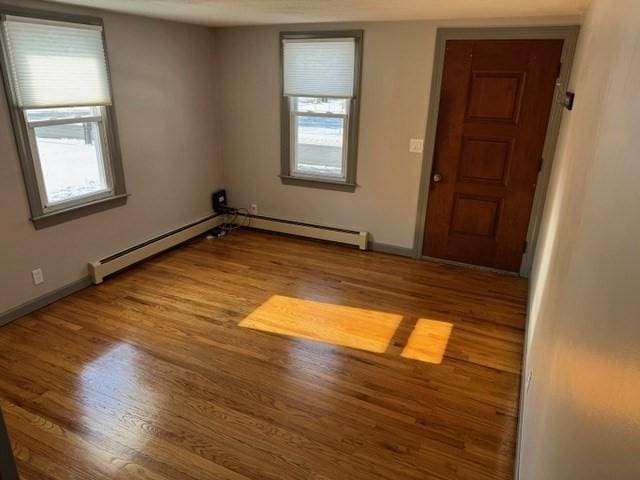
[280,175,357,192]
[31,193,129,230]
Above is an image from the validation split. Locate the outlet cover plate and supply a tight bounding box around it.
[32,268,44,285]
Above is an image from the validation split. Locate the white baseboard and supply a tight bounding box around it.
[89,212,369,284]
[89,214,226,284]
[239,214,368,250]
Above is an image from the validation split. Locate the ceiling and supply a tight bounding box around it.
[47,0,591,27]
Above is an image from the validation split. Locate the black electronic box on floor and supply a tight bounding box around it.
[212,189,228,213]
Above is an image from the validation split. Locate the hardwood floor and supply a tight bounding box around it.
[0,230,528,480]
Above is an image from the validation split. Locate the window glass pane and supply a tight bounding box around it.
[33,121,109,205]
[26,106,99,122]
[293,97,347,114]
[294,115,345,178]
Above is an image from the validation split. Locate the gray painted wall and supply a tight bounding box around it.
[214,16,580,249]
[0,0,223,313]
[520,0,640,478]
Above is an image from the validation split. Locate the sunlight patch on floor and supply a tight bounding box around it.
[239,295,402,353]
[401,319,453,364]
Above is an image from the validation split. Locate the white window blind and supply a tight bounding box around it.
[2,15,112,108]
[283,38,355,98]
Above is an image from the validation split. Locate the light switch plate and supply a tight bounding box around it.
[409,138,424,153]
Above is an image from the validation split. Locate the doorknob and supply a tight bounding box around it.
[433,173,442,183]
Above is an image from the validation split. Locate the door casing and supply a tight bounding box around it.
[412,26,580,277]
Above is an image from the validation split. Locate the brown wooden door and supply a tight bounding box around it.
[422,39,563,272]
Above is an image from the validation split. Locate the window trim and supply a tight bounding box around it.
[0,4,127,229]
[279,30,363,193]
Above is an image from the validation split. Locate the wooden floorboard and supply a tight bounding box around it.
[0,230,528,480]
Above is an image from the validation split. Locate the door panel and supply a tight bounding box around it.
[423,39,563,272]
[450,194,502,238]
[466,71,526,123]
[458,136,513,185]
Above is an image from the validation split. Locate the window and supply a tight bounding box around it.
[0,9,125,228]
[280,32,362,191]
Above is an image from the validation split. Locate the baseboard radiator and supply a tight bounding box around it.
[88,214,226,284]
[238,214,368,250]
[88,213,368,284]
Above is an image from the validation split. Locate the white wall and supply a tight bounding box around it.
[519,0,640,478]
[215,16,579,249]
[0,1,223,314]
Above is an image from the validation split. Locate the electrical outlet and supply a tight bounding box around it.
[250,203,258,215]
[409,138,424,153]
[32,268,44,285]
